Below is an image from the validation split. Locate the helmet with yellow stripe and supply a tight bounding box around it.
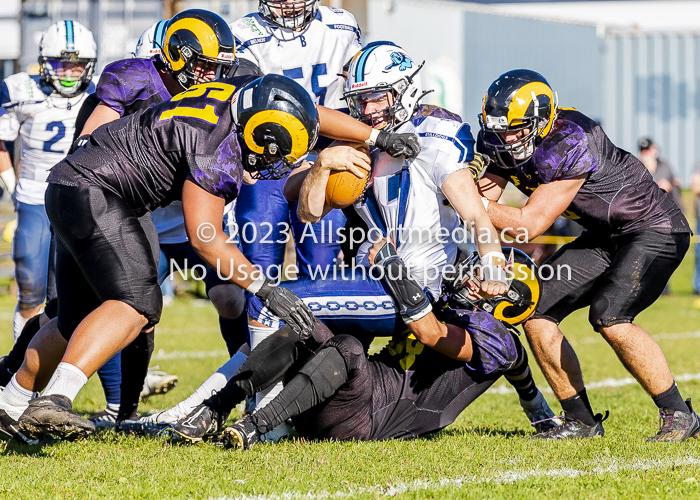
[479,69,558,169]
[231,74,319,180]
[442,248,541,327]
[162,9,237,90]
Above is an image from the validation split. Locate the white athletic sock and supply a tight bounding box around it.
[0,375,35,420]
[43,362,88,402]
[12,306,30,344]
[143,350,248,424]
[106,402,120,412]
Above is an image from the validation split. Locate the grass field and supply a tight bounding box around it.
[0,254,699,499]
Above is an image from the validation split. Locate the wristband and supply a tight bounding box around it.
[480,251,506,268]
[481,197,490,211]
[364,128,380,147]
[245,275,267,295]
[0,169,16,195]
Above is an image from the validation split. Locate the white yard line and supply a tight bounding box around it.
[490,371,700,395]
[150,349,228,361]
[213,456,700,500]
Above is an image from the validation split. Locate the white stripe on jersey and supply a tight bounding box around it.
[0,73,90,205]
[230,7,362,109]
[354,115,475,298]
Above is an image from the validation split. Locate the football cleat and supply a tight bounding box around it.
[222,415,260,450]
[117,419,171,438]
[531,411,608,440]
[0,409,38,445]
[0,356,13,388]
[647,399,700,443]
[162,403,228,444]
[140,369,178,400]
[88,407,119,432]
[19,395,95,440]
[520,390,560,434]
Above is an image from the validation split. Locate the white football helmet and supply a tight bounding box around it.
[259,0,320,30]
[133,20,168,58]
[344,42,425,132]
[39,20,96,97]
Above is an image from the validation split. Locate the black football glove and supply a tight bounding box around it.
[375,131,421,160]
[255,280,315,338]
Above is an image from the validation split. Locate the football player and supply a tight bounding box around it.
[477,69,696,441]
[0,21,95,342]
[0,71,420,441]
[230,1,361,282]
[159,43,556,443]
[167,253,546,447]
[0,12,235,432]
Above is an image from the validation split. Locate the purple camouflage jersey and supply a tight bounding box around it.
[478,109,690,235]
[95,58,173,116]
[47,76,255,215]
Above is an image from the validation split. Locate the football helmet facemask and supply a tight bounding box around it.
[39,20,96,98]
[442,247,541,326]
[344,41,428,132]
[162,9,237,90]
[479,69,558,169]
[259,0,320,31]
[231,74,319,180]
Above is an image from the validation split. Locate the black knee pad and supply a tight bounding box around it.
[588,294,627,330]
[321,335,365,374]
[305,320,335,349]
[297,344,350,400]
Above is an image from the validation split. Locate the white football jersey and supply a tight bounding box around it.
[0,73,92,205]
[354,113,476,298]
[231,7,362,109]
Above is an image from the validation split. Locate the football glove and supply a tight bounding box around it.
[375,131,421,160]
[255,280,315,338]
[467,152,490,182]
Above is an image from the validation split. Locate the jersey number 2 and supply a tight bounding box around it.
[158,82,237,125]
[43,121,65,153]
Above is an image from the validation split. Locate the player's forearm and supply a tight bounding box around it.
[317,105,372,142]
[487,202,549,240]
[408,316,473,362]
[188,232,258,289]
[298,163,332,224]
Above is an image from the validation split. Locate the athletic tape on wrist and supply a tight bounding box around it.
[0,169,16,195]
[481,197,490,211]
[365,128,380,146]
[245,275,267,295]
[480,251,508,284]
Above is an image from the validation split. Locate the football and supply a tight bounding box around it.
[325,168,370,209]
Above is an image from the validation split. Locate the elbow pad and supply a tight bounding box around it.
[374,241,432,323]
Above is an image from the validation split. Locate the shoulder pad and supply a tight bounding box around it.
[415,116,475,162]
[230,14,270,41]
[1,73,48,105]
[317,6,360,28]
[101,58,151,79]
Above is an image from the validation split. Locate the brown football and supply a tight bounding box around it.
[325,168,370,209]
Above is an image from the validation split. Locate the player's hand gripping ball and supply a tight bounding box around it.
[322,144,371,209]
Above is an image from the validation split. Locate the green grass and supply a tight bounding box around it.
[0,256,700,499]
